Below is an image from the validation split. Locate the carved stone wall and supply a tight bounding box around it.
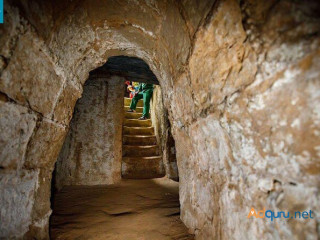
[0,0,319,239]
[55,76,124,190]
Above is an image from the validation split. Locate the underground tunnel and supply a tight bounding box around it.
[0,0,320,239]
[50,56,185,239]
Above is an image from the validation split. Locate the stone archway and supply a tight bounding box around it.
[53,55,173,189]
[1,2,190,237]
[1,0,320,239]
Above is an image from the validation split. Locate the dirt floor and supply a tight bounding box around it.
[50,178,194,240]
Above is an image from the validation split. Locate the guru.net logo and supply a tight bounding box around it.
[248,208,314,221]
[0,0,3,24]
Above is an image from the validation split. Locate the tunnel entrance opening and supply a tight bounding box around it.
[49,56,184,238]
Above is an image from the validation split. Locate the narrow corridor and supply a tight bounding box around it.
[2,1,320,239]
[50,178,194,240]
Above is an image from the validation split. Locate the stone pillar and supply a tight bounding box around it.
[55,75,124,189]
[150,85,178,181]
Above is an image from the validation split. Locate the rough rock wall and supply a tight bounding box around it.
[168,0,320,239]
[150,85,178,181]
[0,1,186,237]
[0,4,73,238]
[1,0,320,239]
[55,76,124,190]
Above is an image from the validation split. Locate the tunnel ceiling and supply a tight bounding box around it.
[90,56,159,85]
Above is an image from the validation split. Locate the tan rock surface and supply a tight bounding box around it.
[0,0,319,239]
[0,101,37,169]
[55,76,124,189]
[0,30,63,117]
[50,178,194,240]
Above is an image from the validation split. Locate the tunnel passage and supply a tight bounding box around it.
[1,0,320,239]
[53,56,177,189]
[50,56,183,238]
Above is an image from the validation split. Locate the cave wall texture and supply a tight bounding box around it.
[150,85,179,181]
[55,76,124,190]
[0,0,319,239]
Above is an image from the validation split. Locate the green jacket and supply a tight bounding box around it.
[138,83,153,92]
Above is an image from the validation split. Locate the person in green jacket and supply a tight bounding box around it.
[127,82,153,120]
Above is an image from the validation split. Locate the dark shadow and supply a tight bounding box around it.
[90,56,159,85]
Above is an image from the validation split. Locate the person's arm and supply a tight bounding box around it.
[138,83,143,92]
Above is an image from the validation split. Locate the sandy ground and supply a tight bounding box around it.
[50,178,194,240]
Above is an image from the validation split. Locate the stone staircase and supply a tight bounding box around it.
[122,97,165,179]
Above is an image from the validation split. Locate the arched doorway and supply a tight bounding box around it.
[50,56,186,239]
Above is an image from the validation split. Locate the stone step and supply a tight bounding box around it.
[122,156,165,179]
[123,135,157,145]
[124,119,151,127]
[124,97,143,107]
[124,106,143,113]
[123,145,160,157]
[124,112,143,119]
[123,126,154,135]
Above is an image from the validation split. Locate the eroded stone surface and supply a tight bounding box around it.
[0,170,39,238]
[55,76,124,189]
[0,30,63,117]
[52,80,83,125]
[180,0,216,37]
[150,85,178,181]
[0,101,37,169]
[172,1,320,239]
[189,0,257,113]
[24,119,67,169]
[0,0,320,239]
